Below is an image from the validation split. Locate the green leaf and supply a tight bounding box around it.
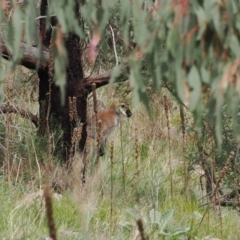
[200,64,210,84]
[12,7,23,52]
[150,209,161,225]
[195,6,207,40]
[160,209,174,230]
[25,0,38,46]
[187,66,202,110]
[166,27,180,58]
[176,68,186,104]
[170,226,190,236]
[120,1,132,45]
[215,93,224,145]
[126,208,137,219]
[230,35,240,57]
[57,8,68,33]
[109,65,122,84]
[204,0,217,21]
[211,4,222,38]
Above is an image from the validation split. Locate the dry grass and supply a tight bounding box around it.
[1,68,240,239]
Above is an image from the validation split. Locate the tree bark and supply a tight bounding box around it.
[1,39,49,70]
[37,0,88,160]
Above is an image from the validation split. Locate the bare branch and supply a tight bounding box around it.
[1,37,129,88]
[1,39,49,70]
[84,70,113,88]
[83,67,128,89]
[109,25,118,66]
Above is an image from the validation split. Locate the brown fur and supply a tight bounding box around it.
[87,103,132,155]
[81,102,132,183]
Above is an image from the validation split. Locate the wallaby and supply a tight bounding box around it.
[87,102,132,156]
[81,102,132,183]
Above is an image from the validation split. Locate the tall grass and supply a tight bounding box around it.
[1,70,240,239]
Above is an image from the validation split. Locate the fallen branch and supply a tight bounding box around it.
[0,104,39,127]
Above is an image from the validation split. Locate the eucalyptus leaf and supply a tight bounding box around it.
[109,65,122,84]
[187,66,201,110]
[1,0,240,145]
[25,0,38,46]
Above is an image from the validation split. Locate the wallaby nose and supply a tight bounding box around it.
[126,109,132,117]
[99,146,105,156]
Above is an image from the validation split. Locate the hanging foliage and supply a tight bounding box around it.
[1,0,240,144]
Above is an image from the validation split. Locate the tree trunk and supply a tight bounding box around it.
[38,0,87,161]
[0,0,125,161]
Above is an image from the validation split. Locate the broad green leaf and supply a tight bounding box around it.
[230,35,240,57]
[166,27,180,58]
[159,230,171,236]
[119,221,134,230]
[187,66,201,110]
[170,226,190,236]
[193,211,203,219]
[195,5,207,23]
[200,64,210,84]
[12,7,23,51]
[194,6,207,40]
[203,0,217,21]
[56,8,68,33]
[149,209,161,225]
[109,65,122,84]
[176,68,186,104]
[54,57,66,105]
[160,209,174,230]
[230,0,238,14]
[212,5,222,38]
[126,208,137,219]
[215,95,223,145]
[120,1,131,45]
[25,0,38,46]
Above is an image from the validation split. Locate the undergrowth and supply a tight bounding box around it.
[1,71,240,240]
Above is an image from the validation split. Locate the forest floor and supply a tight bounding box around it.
[0,69,240,240]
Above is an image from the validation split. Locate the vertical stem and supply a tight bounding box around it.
[163,95,173,198]
[135,127,140,204]
[110,140,114,230]
[179,106,188,196]
[119,119,126,193]
[92,83,100,166]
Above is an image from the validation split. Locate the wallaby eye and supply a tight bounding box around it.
[121,104,125,108]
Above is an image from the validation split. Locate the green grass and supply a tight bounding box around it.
[1,85,240,240]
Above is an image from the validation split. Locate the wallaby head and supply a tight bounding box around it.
[118,103,132,118]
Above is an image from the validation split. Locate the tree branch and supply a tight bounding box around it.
[84,66,129,89]
[84,70,113,88]
[0,104,39,127]
[1,38,127,86]
[1,38,49,70]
